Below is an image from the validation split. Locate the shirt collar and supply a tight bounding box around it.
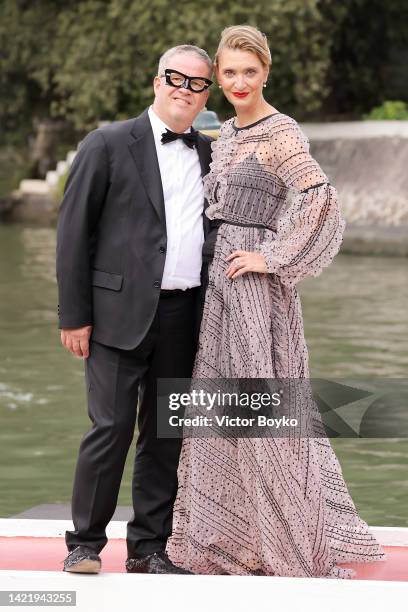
[148,106,192,144]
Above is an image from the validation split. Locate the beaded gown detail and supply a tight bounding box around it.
[165,113,386,578]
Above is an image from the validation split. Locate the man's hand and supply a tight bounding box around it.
[60,325,93,359]
[225,250,268,280]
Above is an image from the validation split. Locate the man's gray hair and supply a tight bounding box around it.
[158,45,213,77]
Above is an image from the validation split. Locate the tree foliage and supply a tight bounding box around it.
[321,0,408,117]
[0,0,407,135]
[46,0,342,128]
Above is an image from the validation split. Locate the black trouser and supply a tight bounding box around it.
[65,287,199,557]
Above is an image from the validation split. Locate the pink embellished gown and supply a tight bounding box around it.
[165,113,386,578]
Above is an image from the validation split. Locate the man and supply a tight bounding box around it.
[56,45,214,574]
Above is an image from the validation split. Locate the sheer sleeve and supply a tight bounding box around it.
[259,117,346,288]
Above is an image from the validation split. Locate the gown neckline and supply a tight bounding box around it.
[232,112,281,132]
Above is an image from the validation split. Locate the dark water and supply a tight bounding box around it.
[0,224,407,526]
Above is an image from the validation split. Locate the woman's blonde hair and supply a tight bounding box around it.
[214,25,272,69]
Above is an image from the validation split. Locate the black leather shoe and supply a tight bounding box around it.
[63,546,101,573]
[125,551,193,574]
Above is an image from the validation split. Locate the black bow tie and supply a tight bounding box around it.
[161,128,197,149]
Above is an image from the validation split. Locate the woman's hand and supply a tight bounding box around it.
[225,250,268,279]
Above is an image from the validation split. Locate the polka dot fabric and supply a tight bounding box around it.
[165,113,386,578]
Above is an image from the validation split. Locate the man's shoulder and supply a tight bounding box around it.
[196,131,215,146]
[86,110,149,145]
[97,117,137,136]
[77,118,136,150]
[95,117,139,145]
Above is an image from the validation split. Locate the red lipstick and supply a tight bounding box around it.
[233,92,249,98]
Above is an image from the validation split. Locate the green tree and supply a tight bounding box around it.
[1,0,407,138]
[0,1,70,139]
[48,0,338,128]
[321,0,408,117]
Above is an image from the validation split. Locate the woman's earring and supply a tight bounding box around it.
[218,85,222,89]
[263,83,267,88]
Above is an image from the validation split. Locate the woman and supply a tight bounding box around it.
[165,25,386,578]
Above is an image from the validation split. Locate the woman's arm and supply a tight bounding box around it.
[256,117,346,288]
[225,117,345,285]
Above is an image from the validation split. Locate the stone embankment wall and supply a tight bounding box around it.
[303,121,408,255]
[304,121,408,226]
[2,120,408,255]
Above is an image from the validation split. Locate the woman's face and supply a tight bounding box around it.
[216,48,269,111]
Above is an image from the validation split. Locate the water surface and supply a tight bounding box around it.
[0,224,407,525]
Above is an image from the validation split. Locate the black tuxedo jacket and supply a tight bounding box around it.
[56,108,213,350]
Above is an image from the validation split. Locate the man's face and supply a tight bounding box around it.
[153,53,211,129]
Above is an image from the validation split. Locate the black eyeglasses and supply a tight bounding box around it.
[161,68,213,93]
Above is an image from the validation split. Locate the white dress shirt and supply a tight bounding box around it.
[148,106,205,290]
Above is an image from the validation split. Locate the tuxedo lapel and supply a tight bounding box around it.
[196,132,212,238]
[195,130,211,180]
[128,111,213,237]
[128,109,166,228]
